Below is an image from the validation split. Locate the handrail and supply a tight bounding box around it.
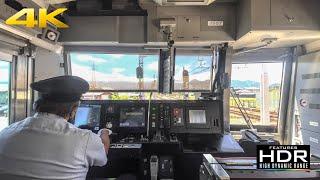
[230,87,254,130]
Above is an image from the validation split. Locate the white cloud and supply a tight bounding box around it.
[112,68,125,74]
[72,63,154,83]
[110,54,124,59]
[0,69,9,81]
[75,54,106,63]
[232,63,283,84]
[147,61,159,71]
[190,71,211,81]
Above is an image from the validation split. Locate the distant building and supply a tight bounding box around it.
[230,89,257,108]
[83,92,112,100]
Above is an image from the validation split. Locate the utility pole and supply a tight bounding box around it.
[151,74,157,90]
[137,55,145,99]
[137,55,145,90]
[91,61,97,89]
[260,64,270,125]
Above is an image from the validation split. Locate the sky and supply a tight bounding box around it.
[232,63,283,84]
[71,53,159,83]
[71,53,212,90]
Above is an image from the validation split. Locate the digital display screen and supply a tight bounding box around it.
[173,108,184,125]
[119,107,145,127]
[74,105,101,129]
[189,110,206,124]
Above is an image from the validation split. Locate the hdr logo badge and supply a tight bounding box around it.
[5,8,68,28]
[257,145,310,169]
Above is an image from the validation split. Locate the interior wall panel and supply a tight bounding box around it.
[34,48,65,82]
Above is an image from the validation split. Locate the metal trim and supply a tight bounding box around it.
[283,46,304,144]
[0,51,13,62]
[63,51,71,75]
[64,46,160,54]
[202,154,230,180]
[26,57,34,117]
[9,56,17,124]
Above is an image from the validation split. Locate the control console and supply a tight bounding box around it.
[76,100,236,180]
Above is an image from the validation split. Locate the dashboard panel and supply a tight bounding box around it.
[74,100,223,136]
[76,100,234,180]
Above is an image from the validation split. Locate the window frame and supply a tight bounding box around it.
[229,61,285,133]
[67,49,161,92]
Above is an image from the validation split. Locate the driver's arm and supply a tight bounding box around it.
[85,132,109,167]
[99,129,110,154]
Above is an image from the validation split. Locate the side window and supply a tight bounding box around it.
[0,61,11,131]
[230,63,283,131]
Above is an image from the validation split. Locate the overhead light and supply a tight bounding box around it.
[41,28,60,43]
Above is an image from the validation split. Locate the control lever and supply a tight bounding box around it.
[140,135,149,142]
[169,133,178,142]
[120,136,136,143]
[152,131,166,142]
[150,155,159,180]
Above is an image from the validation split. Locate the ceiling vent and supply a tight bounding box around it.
[153,0,216,6]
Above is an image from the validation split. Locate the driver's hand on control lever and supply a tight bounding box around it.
[98,129,111,154]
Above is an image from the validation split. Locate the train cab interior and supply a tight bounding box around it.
[1,0,320,179]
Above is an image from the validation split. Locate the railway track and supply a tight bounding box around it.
[230,106,278,121]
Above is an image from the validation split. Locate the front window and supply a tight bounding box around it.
[0,60,10,131]
[70,53,159,91]
[174,52,212,91]
[230,63,283,130]
[70,52,207,100]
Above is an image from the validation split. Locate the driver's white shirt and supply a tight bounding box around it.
[0,113,107,180]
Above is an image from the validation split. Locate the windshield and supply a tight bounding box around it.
[174,54,212,91]
[70,53,159,91]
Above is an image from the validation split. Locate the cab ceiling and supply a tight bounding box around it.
[32,0,238,6]
[25,0,320,50]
